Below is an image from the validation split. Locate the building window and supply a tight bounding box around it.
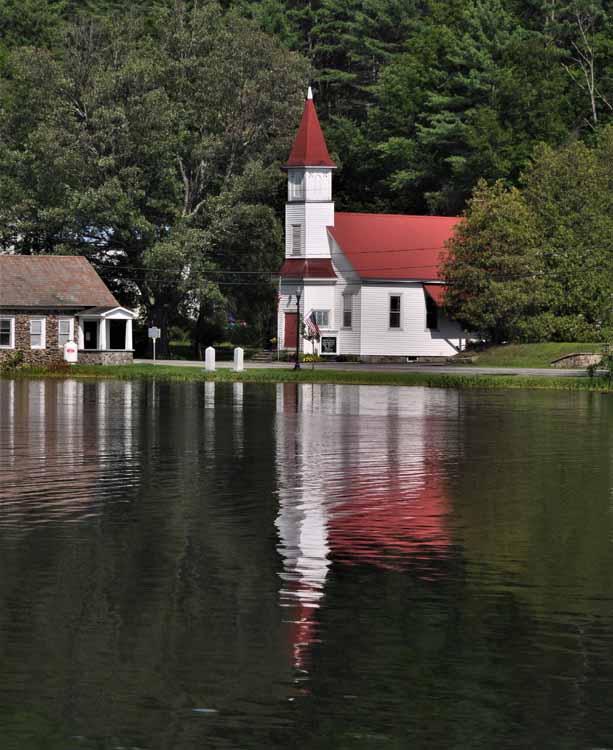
[58,318,73,347]
[291,224,302,256]
[313,310,329,328]
[342,296,352,329]
[30,318,46,349]
[426,294,439,330]
[0,318,14,348]
[288,171,305,201]
[389,295,401,329]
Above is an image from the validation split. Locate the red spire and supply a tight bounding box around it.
[285,87,336,168]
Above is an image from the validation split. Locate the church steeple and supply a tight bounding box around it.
[284,88,335,259]
[285,88,336,169]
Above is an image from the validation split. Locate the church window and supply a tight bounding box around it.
[389,296,401,329]
[313,310,329,328]
[342,295,352,328]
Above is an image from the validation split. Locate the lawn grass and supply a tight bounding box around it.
[3,363,611,393]
[461,342,604,368]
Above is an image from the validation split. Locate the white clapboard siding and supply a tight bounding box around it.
[336,286,361,355]
[330,237,362,356]
[285,204,305,257]
[359,283,464,357]
[302,283,337,354]
[285,202,335,258]
[303,168,333,201]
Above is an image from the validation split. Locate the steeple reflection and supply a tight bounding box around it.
[275,383,457,672]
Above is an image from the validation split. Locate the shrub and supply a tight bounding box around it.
[0,351,25,372]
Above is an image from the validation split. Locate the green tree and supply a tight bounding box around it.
[369,0,573,214]
[444,131,613,342]
[442,180,545,343]
[0,2,308,353]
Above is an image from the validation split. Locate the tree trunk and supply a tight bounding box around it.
[146,303,171,359]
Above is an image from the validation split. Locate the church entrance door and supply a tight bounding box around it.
[284,313,297,349]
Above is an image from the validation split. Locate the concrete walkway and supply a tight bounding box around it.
[134,358,596,378]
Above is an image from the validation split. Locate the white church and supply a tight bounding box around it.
[277,89,467,361]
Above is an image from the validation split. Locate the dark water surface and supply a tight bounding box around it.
[0,379,612,750]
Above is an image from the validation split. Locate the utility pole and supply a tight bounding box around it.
[294,288,302,370]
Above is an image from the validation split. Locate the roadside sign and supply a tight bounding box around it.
[148,326,161,363]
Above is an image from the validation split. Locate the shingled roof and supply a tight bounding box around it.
[0,255,119,308]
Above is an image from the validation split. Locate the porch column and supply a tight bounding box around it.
[77,319,84,349]
[125,319,133,351]
[98,319,107,350]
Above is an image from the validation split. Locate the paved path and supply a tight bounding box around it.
[134,359,596,378]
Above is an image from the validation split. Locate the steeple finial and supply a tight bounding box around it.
[307,86,313,100]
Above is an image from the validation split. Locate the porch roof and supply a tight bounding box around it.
[79,306,135,318]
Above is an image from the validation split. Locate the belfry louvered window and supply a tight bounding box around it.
[291,224,302,256]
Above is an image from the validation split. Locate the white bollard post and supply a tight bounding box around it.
[205,346,216,371]
[233,347,244,372]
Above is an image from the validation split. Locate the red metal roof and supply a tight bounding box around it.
[285,95,336,168]
[328,212,460,281]
[279,258,337,279]
[423,283,447,305]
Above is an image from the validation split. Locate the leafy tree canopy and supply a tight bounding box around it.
[443,130,613,342]
[0,1,308,351]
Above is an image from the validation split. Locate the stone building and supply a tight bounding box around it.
[0,255,134,366]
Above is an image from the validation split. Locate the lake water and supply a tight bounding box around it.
[0,379,612,750]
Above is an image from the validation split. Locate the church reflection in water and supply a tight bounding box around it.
[0,378,456,680]
[274,382,457,673]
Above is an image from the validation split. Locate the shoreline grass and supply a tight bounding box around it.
[457,342,604,368]
[2,363,610,393]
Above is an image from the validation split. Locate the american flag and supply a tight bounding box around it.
[304,310,320,338]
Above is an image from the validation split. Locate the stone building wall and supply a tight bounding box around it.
[550,353,603,368]
[78,351,133,365]
[0,310,67,366]
[0,310,133,366]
